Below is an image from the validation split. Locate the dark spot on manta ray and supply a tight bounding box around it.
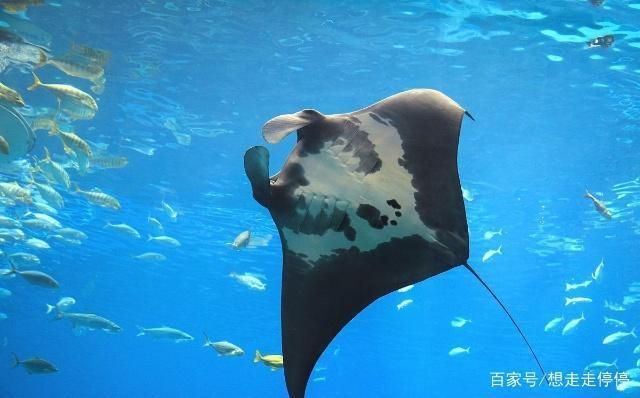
[344,225,356,241]
[369,112,388,126]
[390,220,398,226]
[386,199,401,209]
[395,211,402,217]
[356,204,389,229]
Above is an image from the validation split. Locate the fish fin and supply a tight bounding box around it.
[463,262,546,382]
[11,353,19,368]
[27,72,42,91]
[464,110,475,121]
[243,146,271,208]
[253,350,261,363]
[262,109,324,144]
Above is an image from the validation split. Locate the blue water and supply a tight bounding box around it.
[1,1,639,397]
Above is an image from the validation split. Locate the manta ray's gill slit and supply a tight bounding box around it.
[291,190,352,238]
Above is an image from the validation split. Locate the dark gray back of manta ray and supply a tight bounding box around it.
[244,89,470,398]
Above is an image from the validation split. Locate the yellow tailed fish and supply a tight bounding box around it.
[0,82,25,107]
[0,181,32,204]
[49,125,92,158]
[36,147,71,189]
[74,185,120,210]
[27,73,98,112]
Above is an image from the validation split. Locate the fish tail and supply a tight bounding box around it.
[11,353,19,368]
[496,245,502,254]
[136,326,145,337]
[613,359,618,369]
[27,72,42,91]
[202,332,210,347]
[581,312,585,320]
[632,327,637,338]
[253,350,261,363]
[147,234,153,242]
[497,228,503,235]
[565,297,571,306]
[46,304,55,314]
[463,262,547,383]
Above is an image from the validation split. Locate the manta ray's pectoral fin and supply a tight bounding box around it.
[262,109,324,144]
[244,146,271,208]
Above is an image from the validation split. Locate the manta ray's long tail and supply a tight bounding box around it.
[463,262,546,380]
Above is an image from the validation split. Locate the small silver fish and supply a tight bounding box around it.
[396,299,413,311]
[451,317,471,328]
[137,326,193,342]
[562,313,586,335]
[481,245,502,263]
[448,347,470,356]
[203,333,244,356]
[544,316,564,332]
[230,230,251,250]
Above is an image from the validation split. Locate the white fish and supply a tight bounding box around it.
[230,230,251,250]
[55,228,87,240]
[592,258,604,281]
[616,380,640,393]
[604,300,626,312]
[565,297,592,306]
[25,238,51,250]
[136,326,193,342]
[623,295,640,306]
[46,296,76,314]
[565,280,592,291]
[105,222,141,239]
[0,215,21,228]
[0,288,11,298]
[481,245,502,263]
[396,299,413,311]
[585,359,617,371]
[448,347,470,356]
[461,187,474,202]
[8,252,40,266]
[397,285,414,293]
[33,201,58,215]
[25,212,62,229]
[230,272,266,291]
[483,229,502,240]
[603,328,636,345]
[203,333,244,356]
[562,313,586,335]
[148,216,163,232]
[161,200,178,222]
[451,317,471,328]
[544,316,564,332]
[604,316,627,329]
[148,235,181,247]
[134,252,166,262]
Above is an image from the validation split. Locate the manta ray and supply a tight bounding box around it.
[244,89,544,397]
